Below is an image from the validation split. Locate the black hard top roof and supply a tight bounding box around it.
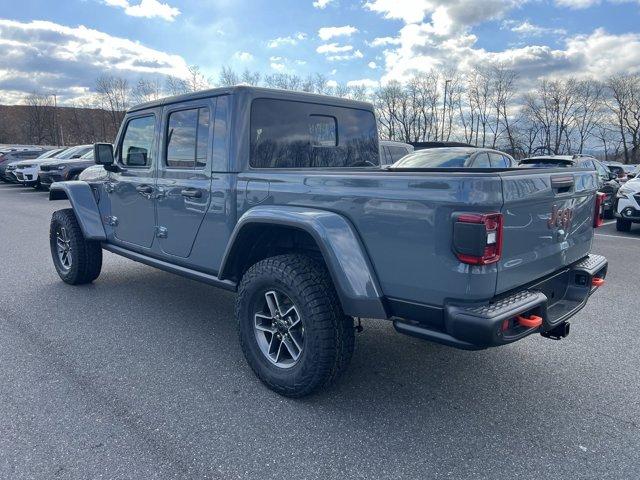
[129,85,374,113]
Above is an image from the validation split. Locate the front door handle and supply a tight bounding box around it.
[136,184,154,194]
[180,188,202,198]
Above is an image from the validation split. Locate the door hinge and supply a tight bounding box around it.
[155,226,168,238]
[104,215,118,226]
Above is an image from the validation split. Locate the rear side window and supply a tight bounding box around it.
[578,159,595,169]
[387,146,409,163]
[489,153,508,168]
[166,107,210,169]
[250,99,379,168]
[473,153,491,168]
[120,115,155,167]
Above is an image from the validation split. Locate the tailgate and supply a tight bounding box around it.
[496,169,597,295]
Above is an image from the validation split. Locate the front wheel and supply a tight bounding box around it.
[50,208,103,284]
[616,217,632,232]
[236,254,354,397]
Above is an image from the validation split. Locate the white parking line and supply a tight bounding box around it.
[19,191,46,194]
[595,233,640,241]
[602,220,616,226]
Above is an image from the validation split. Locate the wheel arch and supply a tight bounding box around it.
[49,181,106,241]
[220,206,387,319]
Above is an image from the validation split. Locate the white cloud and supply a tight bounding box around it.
[504,20,567,37]
[326,79,338,88]
[368,36,402,47]
[364,0,522,26]
[316,43,364,61]
[313,0,335,8]
[364,0,640,86]
[234,51,254,62]
[368,61,378,69]
[103,0,180,21]
[316,43,353,54]
[554,0,599,7]
[318,25,358,41]
[267,32,307,48]
[270,62,286,71]
[330,68,338,75]
[0,18,190,103]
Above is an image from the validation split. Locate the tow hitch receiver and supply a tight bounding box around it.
[541,322,571,340]
[517,315,543,329]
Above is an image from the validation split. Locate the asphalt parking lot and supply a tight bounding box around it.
[0,181,639,480]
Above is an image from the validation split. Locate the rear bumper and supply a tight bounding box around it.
[393,254,608,350]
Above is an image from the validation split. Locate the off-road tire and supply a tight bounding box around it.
[236,254,355,397]
[50,208,103,285]
[616,217,632,232]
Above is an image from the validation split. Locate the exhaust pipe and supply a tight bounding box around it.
[541,322,570,340]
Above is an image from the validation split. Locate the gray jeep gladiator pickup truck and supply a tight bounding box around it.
[48,86,608,397]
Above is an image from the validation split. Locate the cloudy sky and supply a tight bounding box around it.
[0,0,638,104]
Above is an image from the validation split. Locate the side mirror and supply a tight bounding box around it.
[94,143,114,166]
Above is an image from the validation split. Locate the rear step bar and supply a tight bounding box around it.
[393,254,607,350]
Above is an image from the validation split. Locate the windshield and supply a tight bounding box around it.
[36,148,65,159]
[392,149,474,168]
[57,145,92,159]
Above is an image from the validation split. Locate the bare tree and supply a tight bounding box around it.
[95,75,129,137]
[241,69,261,86]
[219,66,239,87]
[607,74,640,163]
[131,78,163,105]
[23,92,56,144]
[165,75,189,95]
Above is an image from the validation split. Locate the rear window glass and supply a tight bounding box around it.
[387,146,409,163]
[250,99,379,168]
[519,160,572,168]
[392,149,474,168]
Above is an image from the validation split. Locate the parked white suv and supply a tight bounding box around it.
[615,178,640,231]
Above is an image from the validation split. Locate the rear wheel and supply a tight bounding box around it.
[236,254,354,397]
[50,209,103,285]
[616,218,632,232]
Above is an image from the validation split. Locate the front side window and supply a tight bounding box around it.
[120,115,155,167]
[166,107,210,169]
[250,99,378,168]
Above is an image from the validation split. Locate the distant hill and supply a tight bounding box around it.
[0,104,123,146]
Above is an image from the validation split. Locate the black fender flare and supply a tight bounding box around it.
[49,181,106,241]
[219,205,387,319]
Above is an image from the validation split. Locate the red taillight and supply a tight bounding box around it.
[594,193,605,228]
[454,213,503,265]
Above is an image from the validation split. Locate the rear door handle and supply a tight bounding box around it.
[181,188,202,198]
[136,184,154,194]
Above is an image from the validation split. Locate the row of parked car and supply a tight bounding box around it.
[0,144,94,188]
[2,140,639,232]
[383,141,640,230]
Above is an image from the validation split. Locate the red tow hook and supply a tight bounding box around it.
[517,315,543,329]
[592,277,605,287]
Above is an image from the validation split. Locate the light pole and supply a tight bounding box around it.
[441,79,451,142]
